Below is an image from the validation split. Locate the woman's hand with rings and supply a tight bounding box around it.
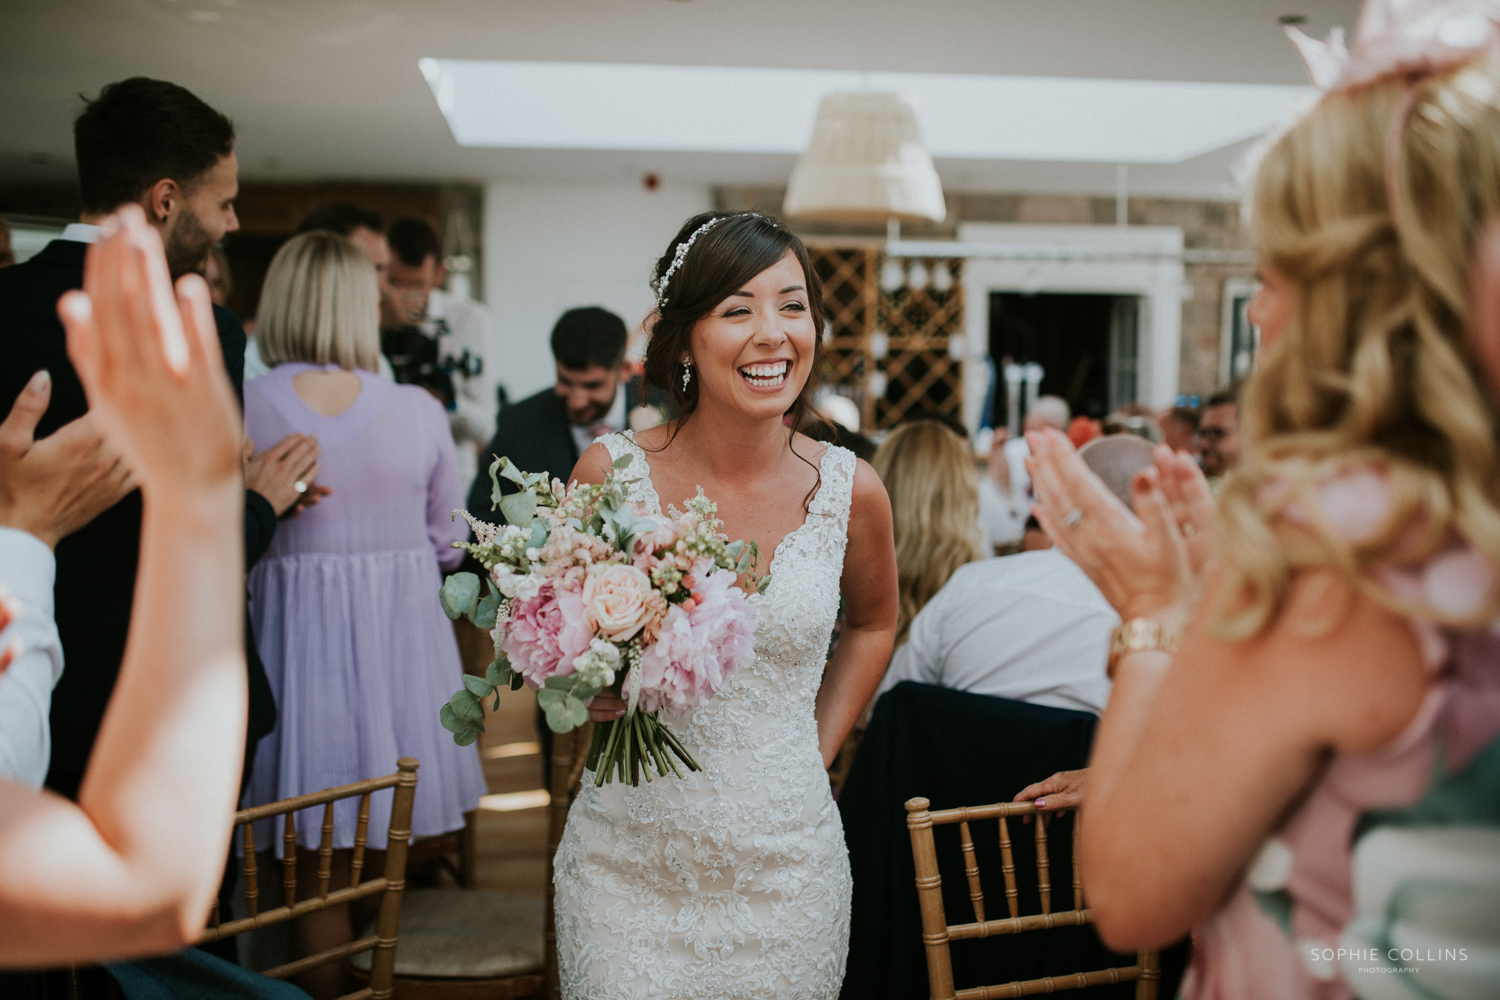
[1025,427,1194,624]
[1152,445,1216,576]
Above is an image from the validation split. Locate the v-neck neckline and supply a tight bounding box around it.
[622,430,832,596]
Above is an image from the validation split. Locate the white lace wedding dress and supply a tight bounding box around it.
[553,431,856,999]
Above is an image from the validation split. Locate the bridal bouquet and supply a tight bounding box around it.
[440,455,764,786]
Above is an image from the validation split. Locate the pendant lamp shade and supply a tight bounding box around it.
[783,92,947,224]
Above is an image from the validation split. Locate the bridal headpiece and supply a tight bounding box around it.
[654,213,764,310]
[1285,0,1500,93]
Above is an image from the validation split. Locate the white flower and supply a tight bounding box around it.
[571,637,623,689]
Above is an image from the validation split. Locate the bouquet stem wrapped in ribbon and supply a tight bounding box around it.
[440,455,763,786]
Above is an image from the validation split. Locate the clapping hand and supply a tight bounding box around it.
[1025,427,1195,625]
[0,371,136,549]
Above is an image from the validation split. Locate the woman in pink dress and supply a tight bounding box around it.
[1025,10,1500,1000]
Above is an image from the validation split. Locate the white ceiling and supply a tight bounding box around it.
[0,0,1360,198]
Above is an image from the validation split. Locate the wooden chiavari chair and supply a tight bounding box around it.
[905,797,1159,1000]
[195,757,420,1000]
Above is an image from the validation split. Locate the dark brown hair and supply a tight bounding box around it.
[74,77,235,215]
[645,212,825,430]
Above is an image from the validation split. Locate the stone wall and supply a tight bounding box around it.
[714,186,1255,399]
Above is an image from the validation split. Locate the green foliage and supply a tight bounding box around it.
[439,572,480,621]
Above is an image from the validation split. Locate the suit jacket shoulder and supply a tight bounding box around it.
[466,387,579,518]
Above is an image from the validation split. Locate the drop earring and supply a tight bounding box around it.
[681,358,693,391]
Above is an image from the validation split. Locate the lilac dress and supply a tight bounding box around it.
[243,363,485,849]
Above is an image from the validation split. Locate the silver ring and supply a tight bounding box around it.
[293,480,308,494]
[1063,507,1085,528]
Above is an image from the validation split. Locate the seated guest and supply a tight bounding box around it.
[1026,30,1500,998]
[871,420,982,646]
[878,435,1155,715]
[0,208,248,966]
[243,231,484,998]
[468,305,643,511]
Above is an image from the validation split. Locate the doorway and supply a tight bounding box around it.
[988,291,1140,424]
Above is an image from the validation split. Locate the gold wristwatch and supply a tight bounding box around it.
[1107,618,1181,679]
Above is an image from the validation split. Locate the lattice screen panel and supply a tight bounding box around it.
[808,247,965,432]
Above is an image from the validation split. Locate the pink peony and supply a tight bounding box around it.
[502,580,593,688]
[637,558,756,713]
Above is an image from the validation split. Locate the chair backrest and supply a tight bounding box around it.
[905,796,1159,1000]
[543,723,592,1000]
[195,757,420,1000]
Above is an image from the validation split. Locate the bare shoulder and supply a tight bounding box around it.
[570,440,616,486]
[849,457,890,514]
[631,422,677,452]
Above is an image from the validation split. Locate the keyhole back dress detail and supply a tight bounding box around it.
[553,430,857,999]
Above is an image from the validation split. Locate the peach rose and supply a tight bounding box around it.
[582,563,660,642]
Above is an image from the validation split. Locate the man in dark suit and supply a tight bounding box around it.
[0,78,311,804]
[466,306,651,781]
[466,306,648,515]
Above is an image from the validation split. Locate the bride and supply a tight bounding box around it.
[552,211,898,998]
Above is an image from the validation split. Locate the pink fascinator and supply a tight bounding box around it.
[1286,0,1500,91]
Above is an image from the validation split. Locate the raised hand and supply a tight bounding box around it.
[0,371,135,548]
[1152,444,1216,575]
[1026,427,1194,625]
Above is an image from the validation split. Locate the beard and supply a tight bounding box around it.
[162,209,216,279]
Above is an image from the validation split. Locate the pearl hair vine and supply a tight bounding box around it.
[653,213,763,310]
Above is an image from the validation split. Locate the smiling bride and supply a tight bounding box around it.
[551,211,899,999]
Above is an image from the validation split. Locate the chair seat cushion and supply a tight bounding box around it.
[351,888,544,979]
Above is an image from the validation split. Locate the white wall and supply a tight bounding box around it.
[483,180,713,400]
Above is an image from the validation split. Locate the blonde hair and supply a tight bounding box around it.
[1218,56,1500,637]
[256,231,381,372]
[872,420,982,644]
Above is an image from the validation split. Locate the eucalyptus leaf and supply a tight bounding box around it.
[439,702,461,734]
[527,520,549,550]
[485,657,512,689]
[453,726,481,747]
[474,590,500,629]
[756,574,771,595]
[544,694,589,733]
[498,457,528,486]
[463,674,494,698]
[736,550,753,574]
[509,672,525,691]
[536,688,565,710]
[612,453,634,470]
[542,675,576,690]
[439,573,481,621]
[451,689,485,722]
[499,489,538,528]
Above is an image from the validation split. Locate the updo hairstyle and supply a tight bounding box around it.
[645,212,826,430]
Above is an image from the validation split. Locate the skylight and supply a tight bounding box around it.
[417,59,1313,164]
